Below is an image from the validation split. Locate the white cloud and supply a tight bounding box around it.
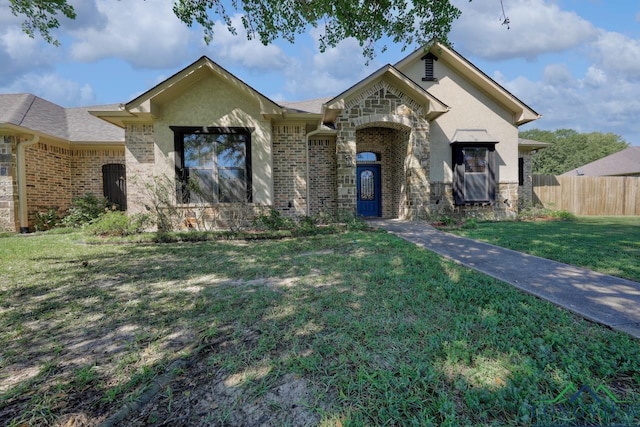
[68,0,193,68]
[505,66,640,143]
[452,0,597,60]
[0,73,95,106]
[589,31,640,80]
[583,66,606,87]
[0,26,59,82]
[205,15,289,71]
[282,27,375,99]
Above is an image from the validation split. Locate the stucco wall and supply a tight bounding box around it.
[400,56,520,185]
[152,74,273,207]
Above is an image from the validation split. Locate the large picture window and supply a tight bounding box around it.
[173,127,252,203]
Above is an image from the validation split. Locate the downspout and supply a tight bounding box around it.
[16,134,40,233]
[304,123,325,217]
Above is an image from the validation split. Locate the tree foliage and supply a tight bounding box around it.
[521,129,629,175]
[8,0,76,46]
[9,0,463,59]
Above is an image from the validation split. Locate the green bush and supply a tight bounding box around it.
[86,212,150,237]
[35,207,61,231]
[62,194,111,228]
[254,209,295,230]
[461,218,478,229]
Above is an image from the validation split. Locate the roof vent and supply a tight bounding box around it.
[421,52,438,82]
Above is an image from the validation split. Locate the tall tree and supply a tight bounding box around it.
[8,0,463,59]
[521,129,629,175]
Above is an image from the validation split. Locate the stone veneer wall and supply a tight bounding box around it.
[518,151,534,207]
[0,136,15,231]
[125,124,155,214]
[272,124,307,217]
[71,147,126,199]
[308,138,337,216]
[429,181,518,219]
[335,80,430,219]
[25,142,72,227]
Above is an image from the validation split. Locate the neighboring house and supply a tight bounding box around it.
[0,41,541,232]
[562,146,640,177]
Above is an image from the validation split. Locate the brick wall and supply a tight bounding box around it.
[71,147,125,199]
[25,142,72,227]
[125,124,155,214]
[308,138,337,216]
[272,123,307,216]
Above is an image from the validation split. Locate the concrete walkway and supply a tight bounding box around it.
[368,219,640,339]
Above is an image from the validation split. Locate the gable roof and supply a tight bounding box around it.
[561,146,640,176]
[323,64,449,123]
[395,41,541,125]
[124,56,283,121]
[0,93,124,143]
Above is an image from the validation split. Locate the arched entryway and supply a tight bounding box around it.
[355,125,410,218]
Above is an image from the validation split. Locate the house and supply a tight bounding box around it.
[561,146,640,177]
[0,41,540,232]
[0,94,125,232]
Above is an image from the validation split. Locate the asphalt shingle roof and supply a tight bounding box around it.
[562,146,640,176]
[0,93,124,143]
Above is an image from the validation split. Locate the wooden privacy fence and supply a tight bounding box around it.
[533,175,640,216]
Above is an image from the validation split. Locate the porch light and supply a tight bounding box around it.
[344,154,355,167]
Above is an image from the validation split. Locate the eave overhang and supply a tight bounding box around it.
[96,56,285,125]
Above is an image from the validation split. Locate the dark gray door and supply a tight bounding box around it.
[102,163,127,210]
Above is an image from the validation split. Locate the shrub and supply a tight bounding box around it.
[461,218,478,229]
[35,207,61,231]
[254,209,295,230]
[86,212,150,237]
[62,194,111,228]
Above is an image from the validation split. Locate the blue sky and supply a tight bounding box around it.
[1,0,639,145]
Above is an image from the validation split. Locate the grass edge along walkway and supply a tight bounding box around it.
[371,219,640,340]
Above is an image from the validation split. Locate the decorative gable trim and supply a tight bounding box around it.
[344,80,424,116]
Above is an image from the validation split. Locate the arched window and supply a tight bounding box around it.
[356,151,380,162]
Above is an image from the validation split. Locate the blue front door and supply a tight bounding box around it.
[356,165,381,217]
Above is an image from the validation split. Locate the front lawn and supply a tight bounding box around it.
[1,229,639,426]
[450,216,640,282]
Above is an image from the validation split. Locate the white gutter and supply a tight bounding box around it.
[16,134,40,232]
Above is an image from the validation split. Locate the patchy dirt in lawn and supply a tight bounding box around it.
[122,337,330,426]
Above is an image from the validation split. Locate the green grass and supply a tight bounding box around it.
[450,216,640,282]
[1,229,639,426]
